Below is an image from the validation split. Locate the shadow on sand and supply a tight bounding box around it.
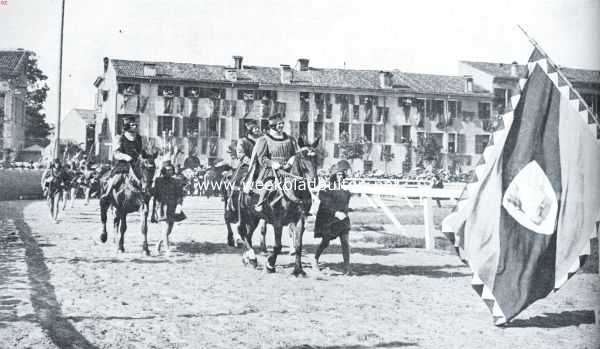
[322,262,469,278]
[505,310,596,328]
[278,341,418,349]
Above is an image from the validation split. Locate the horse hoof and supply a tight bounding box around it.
[227,239,235,247]
[292,268,307,278]
[249,258,258,269]
[265,262,276,273]
[100,233,107,243]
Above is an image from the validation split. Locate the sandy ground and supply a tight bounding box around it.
[0,197,598,349]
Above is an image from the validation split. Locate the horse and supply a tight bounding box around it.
[237,137,320,276]
[99,151,157,254]
[224,165,268,251]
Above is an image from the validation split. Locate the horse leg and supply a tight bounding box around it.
[70,187,76,208]
[239,221,258,268]
[259,220,268,255]
[100,197,109,243]
[141,203,150,256]
[113,212,120,245]
[266,225,282,273]
[292,217,306,277]
[224,196,235,247]
[118,214,126,253]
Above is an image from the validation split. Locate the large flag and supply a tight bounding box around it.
[442,47,600,325]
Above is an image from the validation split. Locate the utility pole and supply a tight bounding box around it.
[54,0,65,159]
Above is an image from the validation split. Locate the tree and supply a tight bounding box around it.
[24,53,52,147]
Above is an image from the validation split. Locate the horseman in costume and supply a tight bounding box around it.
[246,113,298,213]
[101,117,143,201]
[41,158,68,195]
[226,119,262,212]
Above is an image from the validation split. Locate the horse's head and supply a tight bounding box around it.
[134,150,158,192]
[290,137,321,184]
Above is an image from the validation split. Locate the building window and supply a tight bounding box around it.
[363,160,373,173]
[457,134,466,153]
[351,123,362,141]
[447,100,458,119]
[478,102,491,119]
[340,103,350,122]
[339,123,349,141]
[325,122,335,141]
[376,106,388,123]
[299,121,308,140]
[238,90,255,100]
[314,122,324,140]
[432,100,444,119]
[183,117,199,137]
[494,89,510,114]
[415,99,425,119]
[184,87,201,98]
[475,134,490,154]
[359,95,378,105]
[335,94,355,105]
[257,90,278,101]
[333,143,340,158]
[118,83,140,95]
[417,132,426,147]
[157,115,174,136]
[425,99,433,119]
[326,103,332,119]
[158,85,180,97]
[220,118,227,139]
[363,124,373,142]
[207,118,219,137]
[352,105,359,120]
[402,125,411,142]
[448,133,456,153]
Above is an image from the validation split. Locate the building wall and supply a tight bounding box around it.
[0,83,27,160]
[61,110,87,144]
[96,62,497,173]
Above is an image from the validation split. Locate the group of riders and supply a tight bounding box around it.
[40,113,354,275]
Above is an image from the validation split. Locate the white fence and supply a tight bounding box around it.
[340,178,466,250]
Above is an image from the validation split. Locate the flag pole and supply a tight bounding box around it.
[517,25,599,126]
[54,0,66,160]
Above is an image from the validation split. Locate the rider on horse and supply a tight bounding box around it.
[101,117,143,201]
[226,119,261,212]
[246,113,298,213]
[41,158,68,195]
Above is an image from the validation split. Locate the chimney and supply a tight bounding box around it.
[298,58,309,71]
[225,68,238,81]
[510,61,519,77]
[233,55,243,70]
[379,71,393,89]
[464,75,473,93]
[280,64,292,84]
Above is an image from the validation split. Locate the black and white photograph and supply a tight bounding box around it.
[0,0,599,348]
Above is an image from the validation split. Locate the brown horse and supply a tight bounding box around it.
[99,151,157,254]
[237,138,320,276]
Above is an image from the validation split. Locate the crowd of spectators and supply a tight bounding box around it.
[0,160,45,170]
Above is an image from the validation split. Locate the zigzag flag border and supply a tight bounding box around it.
[442,37,599,326]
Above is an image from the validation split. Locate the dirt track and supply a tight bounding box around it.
[0,198,598,349]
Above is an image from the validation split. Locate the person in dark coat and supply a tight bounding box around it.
[101,117,143,200]
[312,160,353,275]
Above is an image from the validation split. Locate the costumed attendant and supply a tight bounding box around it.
[152,160,185,254]
[312,160,353,275]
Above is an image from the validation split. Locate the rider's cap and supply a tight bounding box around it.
[268,113,283,126]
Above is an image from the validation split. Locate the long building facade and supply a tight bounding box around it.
[0,50,29,162]
[91,55,600,174]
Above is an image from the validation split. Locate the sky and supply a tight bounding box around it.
[1,0,599,127]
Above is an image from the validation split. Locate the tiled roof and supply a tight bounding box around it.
[462,61,600,84]
[0,50,27,76]
[73,108,96,123]
[110,58,491,97]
